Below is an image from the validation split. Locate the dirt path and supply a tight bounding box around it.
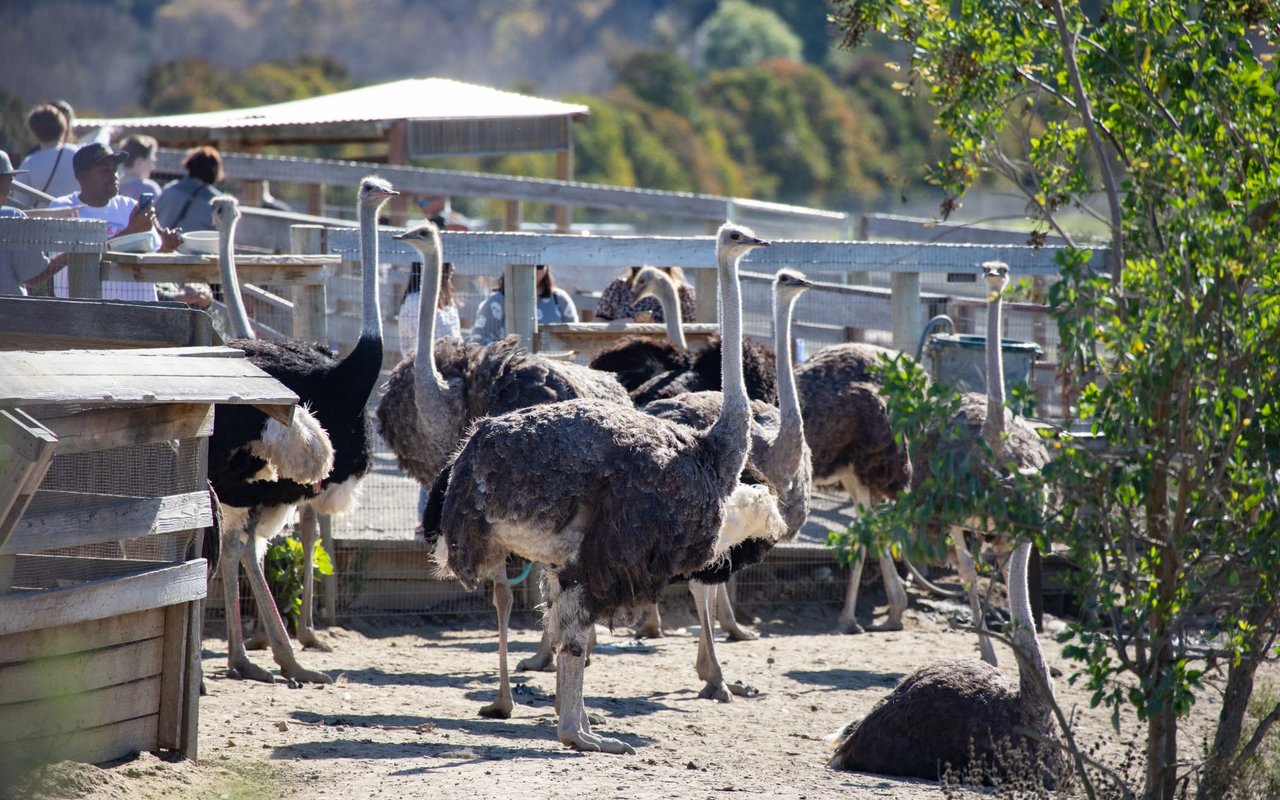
[6,601,1229,800]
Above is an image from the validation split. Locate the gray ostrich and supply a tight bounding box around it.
[623,267,759,642]
[375,221,629,718]
[642,268,814,701]
[828,535,1062,785]
[207,176,395,684]
[795,342,913,633]
[916,261,1051,665]
[428,222,786,753]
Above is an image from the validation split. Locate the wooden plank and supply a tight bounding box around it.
[0,296,213,351]
[0,410,57,569]
[860,213,1069,246]
[0,560,207,636]
[0,676,161,745]
[0,374,295,408]
[0,714,159,768]
[0,349,288,379]
[179,596,203,759]
[0,608,164,664]
[156,602,189,750]
[19,404,214,456]
[0,635,164,705]
[4,491,212,556]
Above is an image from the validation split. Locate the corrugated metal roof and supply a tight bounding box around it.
[76,77,589,131]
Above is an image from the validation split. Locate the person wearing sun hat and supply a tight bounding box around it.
[46,142,180,301]
[0,149,69,295]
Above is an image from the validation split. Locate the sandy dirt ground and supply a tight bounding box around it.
[5,594,1237,800]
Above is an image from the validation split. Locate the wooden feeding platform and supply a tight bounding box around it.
[0,296,300,770]
[535,321,719,365]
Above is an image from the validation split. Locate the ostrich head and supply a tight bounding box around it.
[632,266,667,301]
[210,195,240,232]
[982,260,1010,300]
[775,267,813,299]
[358,175,398,207]
[717,222,770,259]
[393,220,442,256]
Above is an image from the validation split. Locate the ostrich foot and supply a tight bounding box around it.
[479,699,513,719]
[296,626,333,652]
[558,727,635,755]
[722,625,757,642]
[227,657,276,684]
[633,620,664,639]
[836,615,864,634]
[516,651,555,672]
[728,681,759,698]
[698,681,733,702]
[877,618,905,632]
[279,662,333,685]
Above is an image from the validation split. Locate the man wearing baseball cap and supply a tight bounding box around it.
[47,142,181,300]
[0,149,68,295]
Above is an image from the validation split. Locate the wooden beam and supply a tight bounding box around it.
[3,492,213,556]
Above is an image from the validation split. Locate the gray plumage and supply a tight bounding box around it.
[431,222,782,753]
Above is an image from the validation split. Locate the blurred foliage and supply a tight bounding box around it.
[262,535,333,635]
[140,55,352,115]
[694,0,804,73]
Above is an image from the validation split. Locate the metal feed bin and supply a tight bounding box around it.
[923,333,1043,395]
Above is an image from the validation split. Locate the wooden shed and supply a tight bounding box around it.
[0,296,299,770]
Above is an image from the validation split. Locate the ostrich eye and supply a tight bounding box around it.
[730,232,741,240]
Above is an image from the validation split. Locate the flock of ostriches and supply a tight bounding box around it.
[204,178,1061,786]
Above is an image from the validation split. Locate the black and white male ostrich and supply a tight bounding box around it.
[914,261,1051,666]
[589,268,779,408]
[375,221,630,718]
[795,342,913,633]
[207,177,396,684]
[641,268,814,701]
[828,536,1062,785]
[428,222,786,753]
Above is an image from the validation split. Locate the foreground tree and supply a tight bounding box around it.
[829,2,1280,798]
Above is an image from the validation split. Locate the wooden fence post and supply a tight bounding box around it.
[289,225,328,346]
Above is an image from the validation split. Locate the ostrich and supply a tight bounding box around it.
[590,267,779,408]
[429,222,786,753]
[916,261,1051,666]
[642,268,814,701]
[828,535,1063,785]
[375,221,629,718]
[207,177,396,684]
[795,342,913,634]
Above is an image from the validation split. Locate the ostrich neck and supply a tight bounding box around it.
[413,242,451,420]
[358,203,384,341]
[706,249,750,485]
[217,218,254,340]
[982,288,1005,454]
[654,275,686,349]
[772,290,804,469]
[1010,540,1055,715]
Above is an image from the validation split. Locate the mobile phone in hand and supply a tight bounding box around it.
[138,192,154,213]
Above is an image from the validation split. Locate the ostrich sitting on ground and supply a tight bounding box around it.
[828,534,1063,786]
[795,342,913,633]
[914,261,1051,666]
[428,222,786,753]
[642,268,814,701]
[207,178,395,684]
[376,221,630,718]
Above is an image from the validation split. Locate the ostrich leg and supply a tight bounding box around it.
[634,603,664,639]
[479,574,515,719]
[552,586,634,754]
[952,526,998,665]
[837,482,871,633]
[880,553,908,631]
[221,511,275,683]
[518,570,595,671]
[295,505,332,652]
[715,583,756,641]
[691,579,758,701]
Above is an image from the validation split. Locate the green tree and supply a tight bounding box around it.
[140,55,351,115]
[831,2,1280,798]
[695,0,804,73]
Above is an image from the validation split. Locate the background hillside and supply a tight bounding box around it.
[0,0,974,215]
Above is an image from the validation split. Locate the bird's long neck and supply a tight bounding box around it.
[217,216,254,340]
[413,242,450,420]
[706,249,750,486]
[1010,540,1054,717]
[772,288,805,470]
[358,201,384,342]
[654,273,687,350]
[981,286,1005,454]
